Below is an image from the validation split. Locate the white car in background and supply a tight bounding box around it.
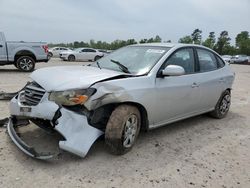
[230,55,249,64]
[48,47,72,58]
[221,55,232,63]
[97,49,113,56]
[60,48,104,61]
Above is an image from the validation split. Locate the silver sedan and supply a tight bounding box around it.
[7,43,235,159]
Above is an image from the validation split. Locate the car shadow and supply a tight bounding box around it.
[0,68,22,72]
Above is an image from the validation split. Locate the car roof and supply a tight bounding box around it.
[131,43,223,57]
[132,43,209,49]
[76,47,95,50]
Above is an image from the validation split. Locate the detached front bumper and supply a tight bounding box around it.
[7,117,54,159]
[8,92,103,159]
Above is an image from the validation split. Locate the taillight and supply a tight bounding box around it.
[42,45,49,54]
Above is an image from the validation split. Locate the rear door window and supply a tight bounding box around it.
[87,49,96,53]
[197,49,218,72]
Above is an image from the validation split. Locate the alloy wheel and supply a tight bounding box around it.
[19,58,33,71]
[123,114,138,148]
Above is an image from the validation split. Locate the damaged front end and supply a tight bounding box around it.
[6,82,103,159]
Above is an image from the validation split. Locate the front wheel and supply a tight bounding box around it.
[105,105,141,155]
[16,56,35,72]
[68,55,75,61]
[210,90,231,119]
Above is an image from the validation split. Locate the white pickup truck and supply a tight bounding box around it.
[0,32,49,72]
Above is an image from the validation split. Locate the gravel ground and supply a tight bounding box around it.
[0,59,250,188]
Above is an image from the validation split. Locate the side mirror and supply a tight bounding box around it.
[162,65,185,77]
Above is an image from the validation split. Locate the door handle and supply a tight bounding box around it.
[0,45,3,48]
[191,82,199,88]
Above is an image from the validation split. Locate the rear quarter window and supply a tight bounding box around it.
[216,56,225,68]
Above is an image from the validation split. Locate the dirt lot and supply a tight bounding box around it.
[0,59,250,188]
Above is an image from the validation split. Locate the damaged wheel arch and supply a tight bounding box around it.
[89,101,149,132]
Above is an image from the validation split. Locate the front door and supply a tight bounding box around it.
[0,35,7,62]
[153,48,201,127]
[195,48,226,110]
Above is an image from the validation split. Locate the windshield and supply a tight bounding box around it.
[92,46,170,75]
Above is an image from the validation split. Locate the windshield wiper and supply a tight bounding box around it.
[110,59,130,74]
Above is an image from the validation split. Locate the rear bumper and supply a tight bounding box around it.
[8,92,103,159]
[36,58,49,63]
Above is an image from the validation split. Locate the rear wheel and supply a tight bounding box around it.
[68,55,75,61]
[94,56,101,61]
[210,90,231,119]
[48,52,53,59]
[16,56,35,72]
[105,105,141,155]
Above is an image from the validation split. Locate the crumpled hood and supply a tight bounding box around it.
[30,66,125,91]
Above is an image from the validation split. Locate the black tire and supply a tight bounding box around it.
[94,56,101,61]
[105,105,141,155]
[48,52,53,58]
[68,55,75,62]
[16,56,35,72]
[14,62,19,69]
[210,90,231,119]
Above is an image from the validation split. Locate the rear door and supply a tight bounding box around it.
[87,49,97,61]
[0,34,7,62]
[79,49,89,61]
[195,48,226,111]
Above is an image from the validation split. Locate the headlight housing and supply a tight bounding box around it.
[49,88,96,106]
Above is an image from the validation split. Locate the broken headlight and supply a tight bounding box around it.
[49,88,96,106]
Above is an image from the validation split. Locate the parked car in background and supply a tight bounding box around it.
[230,55,248,64]
[48,47,72,58]
[6,43,235,159]
[60,48,104,61]
[0,32,49,72]
[221,55,232,63]
[97,49,111,56]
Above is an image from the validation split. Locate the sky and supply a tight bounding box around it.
[0,0,249,44]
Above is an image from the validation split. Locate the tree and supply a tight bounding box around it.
[154,35,162,42]
[73,41,81,48]
[202,32,216,49]
[126,39,137,45]
[214,31,231,55]
[178,35,193,44]
[236,31,250,55]
[139,39,148,44]
[147,38,154,43]
[191,29,202,44]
